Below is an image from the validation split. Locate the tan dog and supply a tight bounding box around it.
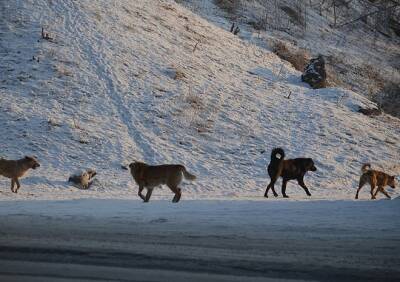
[0,156,40,193]
[355,164,396,200]
[129,161,196,203]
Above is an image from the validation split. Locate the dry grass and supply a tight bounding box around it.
[174,69,186,80]
[213,0,240,17]
[271,41,310,72]
[280,5,304,26]
[55,64,73,77]
[93,11,102,22]
[185,93,204,110]
[378,81,400,118]
[325,64,342,87]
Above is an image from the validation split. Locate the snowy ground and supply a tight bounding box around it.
[0,199,399,281]
[0,0,399,201]
[1,1,399,280]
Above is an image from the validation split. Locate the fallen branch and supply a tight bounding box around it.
[193,40,200,53]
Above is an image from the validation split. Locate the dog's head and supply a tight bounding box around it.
[306,158,317,172]
[25,156,40,169]
[86,169,97,179]
[388,175,396,189]
[129,161,146,177]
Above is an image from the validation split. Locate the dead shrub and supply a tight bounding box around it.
[174,69,186,80]
[271,41,310,71]
[280,5,304,26]
[377,81,400,118]
[361,63,385,90]
[186,93,204,110]
[325,64,343,87]
[247,20,266,31]
[213,0,240,17]
[55,64,73,77]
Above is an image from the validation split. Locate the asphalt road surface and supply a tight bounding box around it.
[0,199,399,281]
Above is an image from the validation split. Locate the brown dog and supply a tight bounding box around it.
[265,148,317,198]
[0,156,40,193]
[129,161,196,203]
[355,164,396,200]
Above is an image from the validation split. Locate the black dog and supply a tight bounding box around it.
[265,148,317,198]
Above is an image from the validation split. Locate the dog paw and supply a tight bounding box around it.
[283,195,289,198]
[273,193,278,197]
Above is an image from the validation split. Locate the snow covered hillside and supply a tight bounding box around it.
[178,0,400,117]
[0,0,399,201]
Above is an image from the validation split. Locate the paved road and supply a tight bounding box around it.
[0,199,399,281]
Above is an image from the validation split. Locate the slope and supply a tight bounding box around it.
[0,0,399,200]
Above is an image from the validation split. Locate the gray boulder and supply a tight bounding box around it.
[301,55,327,89]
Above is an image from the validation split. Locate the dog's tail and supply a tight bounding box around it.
[271,148,285,162]
[180,165,196,181]
[361,163,371,174]
[269,148,285,181]
[68,175,80,184]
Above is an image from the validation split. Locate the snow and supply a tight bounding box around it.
[1,198,399,233]
[0,0,399,202]
[178,0,400,99]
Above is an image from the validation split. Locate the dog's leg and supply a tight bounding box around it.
[370,184,377,199]
[15,178,21,193]
[297,177,312,196]
[172,187,182,203]
[138,185,146,201]
[264,183,271,198]
[265,168,280,198]
[281,179,289,198]
[378,187,391,199]
[11,179,16,193]
[168,185,182,203]
[355,179,365,199]
[265,183,278,198]
[144,188,153,203]
[270,185,278,197]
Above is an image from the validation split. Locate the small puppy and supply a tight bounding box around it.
[129,161,196,203]
[68,169,97,189]
[265,148,317,198]
[355,164,396,200]
[0,156,40,193]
